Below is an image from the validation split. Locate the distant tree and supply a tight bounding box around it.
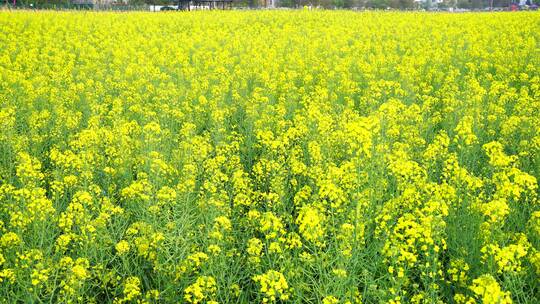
[456,0,470,7]
[317,0,332,7]
[469,0,484,8]
[278,0,295,6]
[367,0,389,8]
[343,0,362,8]
[129,0,146,5]
[356,0,368,7]
[440,0,457,8]
[492,0,510,6]
[232,0,251,7]
[392,0,414,8]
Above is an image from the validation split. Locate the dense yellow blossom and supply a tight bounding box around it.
[247,238,264,263]
[184,276,217,304]
[120,276,142,302]
[0,9,539,304]
[296,205,326,246]
[323,295,340,304]
[253,270,290,302]
[115,240,130,256]
[470,275,512,304]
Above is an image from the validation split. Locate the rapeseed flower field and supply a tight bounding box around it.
[0,10,539,303]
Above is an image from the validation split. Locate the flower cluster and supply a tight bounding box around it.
[253,270,290,303]
[0,9,539,304]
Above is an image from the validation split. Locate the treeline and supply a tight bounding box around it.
[238,0,517,8]
[164,0,518,8]
[1,0,525,9]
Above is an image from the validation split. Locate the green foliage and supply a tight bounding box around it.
[0,10,539,304]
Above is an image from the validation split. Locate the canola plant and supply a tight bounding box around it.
[0,10,539,304]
